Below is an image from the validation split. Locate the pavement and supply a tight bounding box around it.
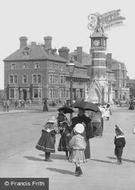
[0,106,135,190]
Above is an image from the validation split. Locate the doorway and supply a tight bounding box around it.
[22,89,27,100]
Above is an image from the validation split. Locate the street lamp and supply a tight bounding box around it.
[67,58,75,108]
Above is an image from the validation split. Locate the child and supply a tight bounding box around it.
[58,121,72,159]
[69,123,86,176]
[114,125,126,164]
[57,110,69,128]
[35,116,58,161]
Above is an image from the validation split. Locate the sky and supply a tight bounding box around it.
[0,0,135,89]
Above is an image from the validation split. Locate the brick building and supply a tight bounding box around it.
[106,53,129,101]
[3,36,89,104]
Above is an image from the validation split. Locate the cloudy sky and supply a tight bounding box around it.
[0,0,134,89]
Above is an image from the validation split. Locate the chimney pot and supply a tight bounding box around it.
[58,47,70,60]
[44,36,52,50]
[77,46,82,63]
[19,36,28,48]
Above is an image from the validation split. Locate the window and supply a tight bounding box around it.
[32,75,36,83]
[33,88,38,98]
[60,76,65,84]
[37,75,41,83]
[9,75,18,84]
[22,75,28,83]
[34,63,40,69]
[9,75,13,83]
[11,63,16,70]
[33,88,42,98]
[14,75,17,83]
[32,74,41,84]
[9,88,14,98]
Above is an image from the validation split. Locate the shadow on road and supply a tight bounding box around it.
[46,167,74,175]
[90,158,115,164]
[39,153,66,160]
[24,156,44,162]
[108,156,135,163]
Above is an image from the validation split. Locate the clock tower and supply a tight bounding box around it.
[90,26,107,81]
[86,10,126,104]
[88,23,108,103]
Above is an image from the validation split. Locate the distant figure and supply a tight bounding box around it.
[2,100,7,112]
[128,100,134,110]
[14,100,18,109]
[104,103,112,120]
[114,125,126,165]
[43,98,48,112]
[6,99,10,112]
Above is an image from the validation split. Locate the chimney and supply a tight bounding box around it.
[77,46,82,63]
[58,47,70,60]
[44,36,52,50]
[19,36,28,48]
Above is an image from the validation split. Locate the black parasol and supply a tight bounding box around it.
[72,101,100,112]
[58,106,74,114]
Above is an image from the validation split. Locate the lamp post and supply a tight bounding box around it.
[67,58,75,119]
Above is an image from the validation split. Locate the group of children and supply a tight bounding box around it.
[35,111,126,176]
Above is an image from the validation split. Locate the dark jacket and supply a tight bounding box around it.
[114,135,126,147]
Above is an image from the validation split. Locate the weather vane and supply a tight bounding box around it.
[88,9,125,33]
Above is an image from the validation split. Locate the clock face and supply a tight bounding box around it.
[93,40,100,47]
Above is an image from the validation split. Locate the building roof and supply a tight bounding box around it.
[4,44,67,63]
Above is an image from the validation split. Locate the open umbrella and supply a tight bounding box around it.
[72,101,100,112]
[58,106,74,114]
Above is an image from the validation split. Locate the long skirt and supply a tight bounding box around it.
[58,133,71,152]
[84,139,90,159]
[36,131,55,153]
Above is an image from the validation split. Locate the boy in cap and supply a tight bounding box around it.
[69,123,86,176]
[114,125,126,164]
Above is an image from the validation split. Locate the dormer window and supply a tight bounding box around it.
[22,47,31,56]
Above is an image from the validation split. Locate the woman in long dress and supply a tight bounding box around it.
[70,108,92,160]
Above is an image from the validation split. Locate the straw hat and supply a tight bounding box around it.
[74,123,84,134]
[47,116,57,123]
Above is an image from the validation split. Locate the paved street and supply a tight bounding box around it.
[0,107,135,190]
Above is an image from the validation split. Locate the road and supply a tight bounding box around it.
[0,107,135,190]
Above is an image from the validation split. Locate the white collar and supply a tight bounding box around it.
[116,135,125,139]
